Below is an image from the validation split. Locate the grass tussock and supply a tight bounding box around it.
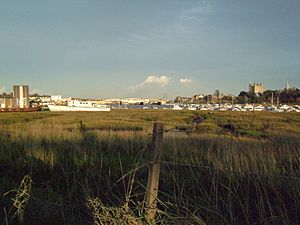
[3,175,32,224]
[86,197,144,225]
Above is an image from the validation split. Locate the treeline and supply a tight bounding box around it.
[238,88,300,104]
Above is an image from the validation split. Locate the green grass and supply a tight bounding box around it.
[0,110,300,224]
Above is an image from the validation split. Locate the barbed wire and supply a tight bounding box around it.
[113,157,300,183]
[159,160,300,181]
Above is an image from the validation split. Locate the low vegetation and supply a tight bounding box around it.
[0,110,300,224]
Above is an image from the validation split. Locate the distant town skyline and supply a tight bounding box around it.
[1,0,299,98]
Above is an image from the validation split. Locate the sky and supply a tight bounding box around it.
[0,0,299,99]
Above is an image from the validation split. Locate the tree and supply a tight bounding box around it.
[214,90,221,107]
[238,91,249,104]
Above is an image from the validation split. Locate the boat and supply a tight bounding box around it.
[0,107,41,113]
[172,104,183,110]
[48,100,111,112]
[199,107,209,111]
[231,107,241,111]
[187,105,197,110]
[253,105,265,111]
[266,105,277,112]
[278,104,291,111]
[243,104,254,111]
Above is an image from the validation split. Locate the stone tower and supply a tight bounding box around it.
[248,82,264,95]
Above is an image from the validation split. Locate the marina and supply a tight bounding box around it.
[108,103,300,112]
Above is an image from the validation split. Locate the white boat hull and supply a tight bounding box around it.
[48,105,111,112]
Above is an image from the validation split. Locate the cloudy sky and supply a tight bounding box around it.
[1,0,299,98]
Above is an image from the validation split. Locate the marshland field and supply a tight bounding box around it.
[0,110,300,225]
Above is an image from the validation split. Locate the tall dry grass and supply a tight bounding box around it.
[0,110,299,224]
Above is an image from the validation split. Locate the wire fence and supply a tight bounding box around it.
[142,123,300,183]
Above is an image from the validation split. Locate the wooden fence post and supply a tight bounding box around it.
[146,122,164,222]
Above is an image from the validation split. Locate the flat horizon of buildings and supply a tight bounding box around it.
[0,82,297,108]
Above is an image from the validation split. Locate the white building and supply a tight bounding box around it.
[102,98,150,104]
[13,85,29,108]
[51,95,62,102]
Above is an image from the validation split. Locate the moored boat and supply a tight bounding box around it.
[172,104,183,110]
[48,105,110,112]
[48,100,111,112]
[0,107,41,113]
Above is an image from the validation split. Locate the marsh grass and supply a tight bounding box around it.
[0,110,300,224]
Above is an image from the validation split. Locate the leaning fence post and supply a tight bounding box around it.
[146,122,164,222]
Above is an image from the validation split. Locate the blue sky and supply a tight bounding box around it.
[1,0,299,98]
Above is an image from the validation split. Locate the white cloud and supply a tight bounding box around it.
[0,86,6,93]
[143,75,170,86]
[133,75,170,90]
[183,3,215,16]
[30,88,43,94]
[119,2,216,43]
[180,78,192,84]
[173,2,216,35]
